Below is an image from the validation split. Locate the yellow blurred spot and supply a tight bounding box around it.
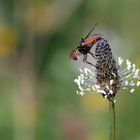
[134,55,140,69]
[80,92,107,112]
[88,133,105,140]
[15,99,38,126]
[0,24,16,56]
[23,2,54,33]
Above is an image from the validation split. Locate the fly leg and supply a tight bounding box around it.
[88,51,96,58]
[83,54,96,67]
[89,51,103,57]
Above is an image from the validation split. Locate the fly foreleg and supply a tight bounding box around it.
[88,52,96,58]
[83,54,96,67]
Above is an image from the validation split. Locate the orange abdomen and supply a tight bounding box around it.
[82,34,102,46]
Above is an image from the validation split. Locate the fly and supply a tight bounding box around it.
[70,23,103,66]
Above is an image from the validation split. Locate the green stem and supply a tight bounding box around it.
[109,99,115,140]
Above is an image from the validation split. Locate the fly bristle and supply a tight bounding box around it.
[95,39,121,97]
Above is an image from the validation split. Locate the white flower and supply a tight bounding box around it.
[132,64,136,72]
[95,85,100,89]
[110,79,114,85]
[137,81,140,86]
[126,59,131,70]
[118,57,123,66]
[109,90,114,94]
[74,57,140,99]
[130,88,135,93]
[79,68,83,72]
[134,69,139,78]
[124,81,128,86]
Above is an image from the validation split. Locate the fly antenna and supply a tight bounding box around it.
[84,23,98,39]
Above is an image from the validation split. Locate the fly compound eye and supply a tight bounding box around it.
[70,50,78,60]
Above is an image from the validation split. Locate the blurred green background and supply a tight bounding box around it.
[0,0,140,140]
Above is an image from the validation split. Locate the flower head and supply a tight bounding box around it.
[74,39,140,101]
[74,57,140,100]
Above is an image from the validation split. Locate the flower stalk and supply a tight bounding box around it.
[109,98,115,140]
